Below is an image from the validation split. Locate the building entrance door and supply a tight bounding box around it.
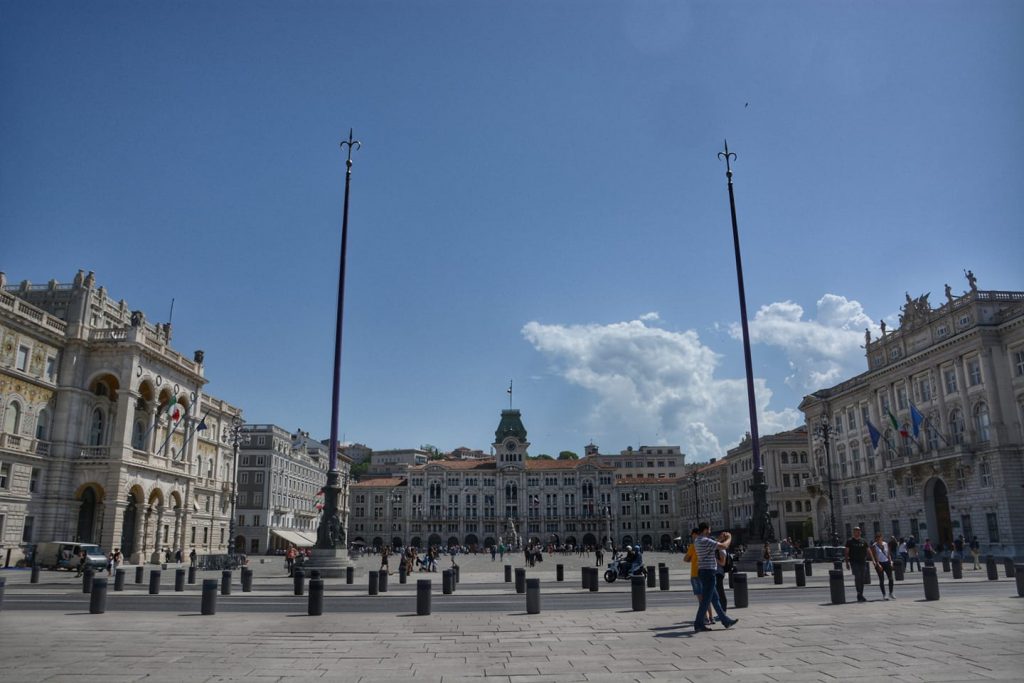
[924,477,953,546]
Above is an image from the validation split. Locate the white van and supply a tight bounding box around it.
[34,541,108,571]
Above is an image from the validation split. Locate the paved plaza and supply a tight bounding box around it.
[1,552,1022,682]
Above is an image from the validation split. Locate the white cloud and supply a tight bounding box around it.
[732,294,875,391]
[521,316,801,460]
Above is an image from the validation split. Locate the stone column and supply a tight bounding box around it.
[953,358,973,442]
[135,506,150,563]
[151,505,164,563]
[173,507,183,555]
[980,345,1008,444]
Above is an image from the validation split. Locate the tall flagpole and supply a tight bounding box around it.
[718,140,773,543]
[312,130,360,572]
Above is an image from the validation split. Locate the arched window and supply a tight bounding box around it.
[131,420,147,450]
[4,400,23,434]
[89,408,105,446]
[949,410,965,445]
[974,403,991,442]
[35,408,50,440]
[196,456,203,476]
[836,445,847,477]
[207,458,214,478]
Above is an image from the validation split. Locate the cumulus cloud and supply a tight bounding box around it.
[731,294,875,390]
[521,316,801,460]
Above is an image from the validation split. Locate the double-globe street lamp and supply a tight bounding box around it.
[227,416,247,565]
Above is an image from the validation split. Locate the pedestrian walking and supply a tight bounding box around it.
[380,545,392,575]
[845,527,871,602]
[969,537,980,570]
[692,523,737,632]
[906,537,920,572]
[762,542,774,575]
[189,548,197,568]
[870,533,895,600]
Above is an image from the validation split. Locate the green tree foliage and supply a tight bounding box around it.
[557,450,579,460]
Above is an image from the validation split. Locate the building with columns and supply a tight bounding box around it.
[347,408,687,551]
[799,274,1024,558]
[0,272,240,565]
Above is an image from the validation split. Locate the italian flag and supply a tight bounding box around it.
[888,410,909,438]
[313,488,324,511]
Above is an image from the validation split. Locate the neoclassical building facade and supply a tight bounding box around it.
[0,272,240,565]
[799,274,1023,558]
[348,409,686,551]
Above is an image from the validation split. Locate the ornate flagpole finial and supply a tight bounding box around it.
[718,139,736,178]
[340,128,361,169]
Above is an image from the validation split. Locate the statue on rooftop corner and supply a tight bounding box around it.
[964,269,977,293]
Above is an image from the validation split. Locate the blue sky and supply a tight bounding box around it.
[3,1,1021,461]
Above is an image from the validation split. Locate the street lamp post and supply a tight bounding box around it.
[813,413,840,546]
[630,487,640,548]
[227,416,246,565]
[687,470,705,525]
[718,141,773,544]
[604,506,612,551]
[309,129,360,577]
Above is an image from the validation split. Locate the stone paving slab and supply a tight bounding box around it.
[2,578,1022,682]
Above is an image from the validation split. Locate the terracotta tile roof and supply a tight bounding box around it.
[350,477,407,488]
[406,458,614,472]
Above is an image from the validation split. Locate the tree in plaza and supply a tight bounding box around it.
[557,451,579,460]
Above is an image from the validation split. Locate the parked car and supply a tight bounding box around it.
[34,541,108,571]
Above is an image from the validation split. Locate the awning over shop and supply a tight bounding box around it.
[270,529,317,547]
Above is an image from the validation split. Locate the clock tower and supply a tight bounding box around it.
[494,408,529,469]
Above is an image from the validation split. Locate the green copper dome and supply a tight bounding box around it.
[495,409,527,442]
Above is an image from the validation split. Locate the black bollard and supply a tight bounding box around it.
[795,562,806,587]
[294,569,306,596]
[221,570,232,596]
[369,570,379,596]
[589,566,599,592]
[514,568,526,594]
[188,566,197,584]
[942,557,951,573]
[241,567,253,592]
[114,568,125,591]
[135,566,144,584]
[453,565,460,584]
[556,564,564,582]
[658,565,669,591]
[526,577,541,614]
[346,566,354,585]
[732,572,749,608]
[83,568,94,593]
[952,558,963,579]
[756,560,765,577]
[505,564,512,583]
[416,579,431,615]
[308,578,324,616]
[399,563,407,584]
[1015,566,1024,598]
[31,564,41,584]
[646,566,656,588]
[894,560,905,581]
[804,559,813,577]
[581,567,588,589]
[175,568,186,592]
[773,564,783,585]
[630,575,646,611]
[986,556,998,581]
[442,569,453,595]
[379,570,389,593]
[201,578,217,615]
[923,566,940,600]
[728,570,734,589]
[864,564,871,585]
[148,570,161,595]
[0,577,4,612]
[1004,558,1016,578]
[829,569,845,605]
[89,577,108,614]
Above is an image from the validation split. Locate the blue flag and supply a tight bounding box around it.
[910,403,925,438]
[866,419,882,450]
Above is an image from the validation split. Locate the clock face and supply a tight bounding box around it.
[505,440,517,452]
